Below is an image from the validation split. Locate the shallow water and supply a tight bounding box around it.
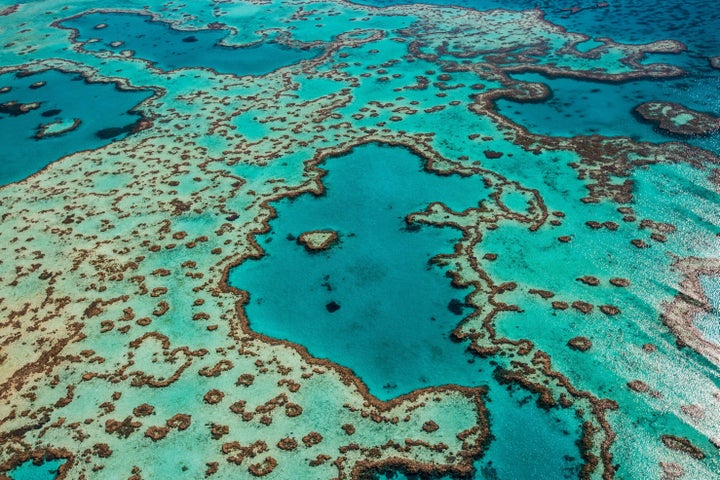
[7,459,65,480]
[1,0,719,479]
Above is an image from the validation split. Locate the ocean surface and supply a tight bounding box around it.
[0,69,151,185]
[1,0,719,479]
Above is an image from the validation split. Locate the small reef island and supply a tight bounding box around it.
[634,101,720,137]
[296,230,340,252]
[0,0,719,479]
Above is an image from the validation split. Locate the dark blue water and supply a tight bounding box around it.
[351,0,720,56]
[0,69,151,185]
[61,12,322,76]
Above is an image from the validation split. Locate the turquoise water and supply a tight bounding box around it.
[352,0,720,54]
[497,73,720,154]
[229,143,487,398]
[473,381,583,479]
[356,0,720,155]
[228,145,585,478]
[8,458,65,480]
[469,0,720,155]
[0,69,151,185]
[2,0,720,478]
[698,276,720,345]
[61,12,322,76]
[376,381,584,479]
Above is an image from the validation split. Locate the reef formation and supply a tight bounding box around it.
[635,101,720,137]
[0,0,719,479]
[296,230,339,252]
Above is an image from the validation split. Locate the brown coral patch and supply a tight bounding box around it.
[222,440,267,466]
[529,288,554,299]
[144,425,169,441]
[248,456,277,476]
[199,360,233,377]
[302,431,324,447]
[599,305,620,316]
[133,403,155,417]
[93,443,112,458]
[635,101,720,136]
[661,435,705,460]
[166,413,191,431]
[309,454,332,467]
[422,420,439,432]
[577,276,600,286]
[236,373,255,386]
[567,337,592,352]
[571,301,593,314]
[210,424,229,440]
[297,229,339,252]
[203,389,225,405]
[284,402,303,417]
[551,301,569,310]
[626,380,650,393]
[277,437,298,451]
[105,416,141,438]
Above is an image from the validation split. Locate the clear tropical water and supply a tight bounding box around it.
[229,144,586,478]
[7,459,65,480]
[0,69,151,185]
[230,143,482,399]
[0,0,719,479]
[60,11,322,76]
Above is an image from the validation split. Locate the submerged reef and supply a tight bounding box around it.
[34,118,82,139]
[0,0,719,479]
[634,101,720,137]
